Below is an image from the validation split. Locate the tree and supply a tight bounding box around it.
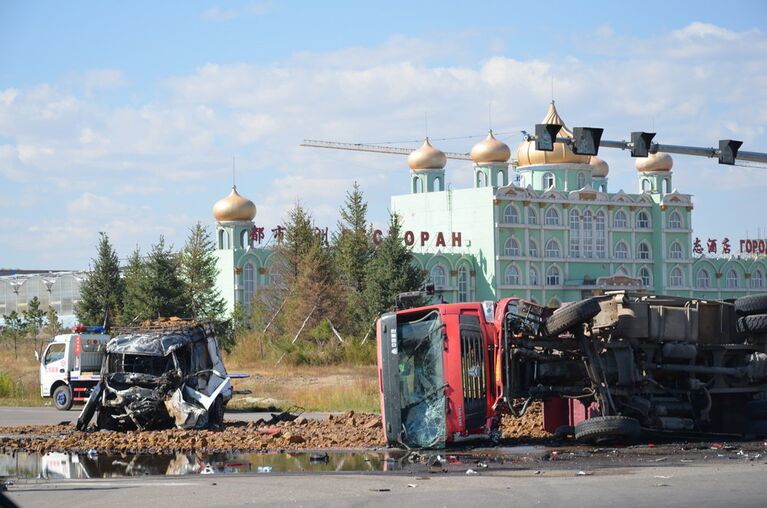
[138,237,187,320]
[362,213,427,330]
[180,223,226,321]
[75,232,125,328]
[2,310,23,358]
[273,202,318,287]
[44,306,62,337]
[121,247,147,325]
[23,296,46,350]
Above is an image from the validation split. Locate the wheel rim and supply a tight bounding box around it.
[56,391,67,405]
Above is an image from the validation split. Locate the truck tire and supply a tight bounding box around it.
[746,400,767,420]
[737,314,767,334]
[574,416,641,444]
[53,385,73,411]
[735,294,767,316]
[208,396,225,431]
[543,298,602,336]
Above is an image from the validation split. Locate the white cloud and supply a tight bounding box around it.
[201,7,238,21]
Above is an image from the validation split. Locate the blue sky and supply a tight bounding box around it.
[1,0,766,268]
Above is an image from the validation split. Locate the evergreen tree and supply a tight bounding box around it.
[140,236,187,319]
[75,232,125,327]
[2,310,23,358]
[333,182,373,292]
[23,296,45,333]
[273,202,318,286]
[121,247,147,324]
[44,306,62,336]
[362,213,427,329]
[180,223,226,321]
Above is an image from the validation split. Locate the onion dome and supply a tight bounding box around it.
[589,156,609,177]
[212,186,256,222]
[635,152,673,172]
[516,101,591,167]
[407,138,447,170]
[470,130,511,163]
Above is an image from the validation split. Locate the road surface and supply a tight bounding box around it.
[0,406,332,427]
[4,461,766,508]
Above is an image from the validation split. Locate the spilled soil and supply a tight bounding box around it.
[0,403,549,454]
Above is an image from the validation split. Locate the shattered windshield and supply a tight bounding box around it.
[108,353,175,377]
[397,310,446,447]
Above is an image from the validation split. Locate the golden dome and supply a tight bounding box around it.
[589,156,609,177]
[515,101,591,167]
[470,130,511,163]
[212,186,256,222]
[635,152,673,172]
[407,138,447,170]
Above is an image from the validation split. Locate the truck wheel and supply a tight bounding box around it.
[53,385,73,411]
[208,396,225,431]
[543,298,602,336]
[746,400,767,420]
[737,314,767,334]
[735,294,767,316]
[574,416,641,444]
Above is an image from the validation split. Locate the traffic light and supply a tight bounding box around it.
[631,132,656,157]
[718,139,743,165]
[571,127,604,156]
[535,123,562,151]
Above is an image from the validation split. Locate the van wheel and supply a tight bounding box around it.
[735,294,767,316]
[574,416,641,444]
[53,385,73,411]
[543,298,602,336]
[208,396,225,431]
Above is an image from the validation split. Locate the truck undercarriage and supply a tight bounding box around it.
[377,292,767,448]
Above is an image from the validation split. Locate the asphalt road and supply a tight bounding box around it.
[4,461,766,508]
[0,406,331,427]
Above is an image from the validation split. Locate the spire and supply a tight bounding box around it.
[541,100,572,137]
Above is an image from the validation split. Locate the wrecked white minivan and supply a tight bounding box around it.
[76,322,233,431]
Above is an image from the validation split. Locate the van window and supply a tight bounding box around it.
[192,340,212,371]
[44,343,66,364]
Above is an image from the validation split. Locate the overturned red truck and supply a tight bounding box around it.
[376,292,767,448]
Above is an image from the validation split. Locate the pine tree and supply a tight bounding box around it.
[75,232,125,327]
[333,182,373,292]
[121,247,147,324]
[23,296,45,333]
[180,223,226,321]
[362,213,427,330]
[44,306,62,336]
[273,202,318,287]
[2,310,23,358]
[140,236,187,319]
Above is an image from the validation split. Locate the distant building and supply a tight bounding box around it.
[0,271,85,326]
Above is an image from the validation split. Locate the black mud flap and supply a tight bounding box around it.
[76,381,103,431]
[378,313,402,445]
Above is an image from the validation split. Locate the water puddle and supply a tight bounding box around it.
[0,446,549,479]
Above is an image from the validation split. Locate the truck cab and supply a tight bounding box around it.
[39,326,110,410]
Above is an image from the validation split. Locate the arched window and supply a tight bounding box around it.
[218,229,229,249]
[642,179,651,192]
[414,178,423,193]
[504,237,520,256]
[527,207,538,225]
[503,204,519,224]
[243,263,255,305]
[637,242,650,260]
[240,230,249,249]
[499,171,508,187]
[569,209,580,258]
[546,266,561,286]
[529,267,538,286]
[670,242,683,259]
[614,241,628,259]
[614,210,628,228]
[430,265,447,289]
[582,210,593,258]
[477,171,487,188]
[543,172,555,188]
[752,270,765,289]
[639,267,651,286]
[595,211,606,258]
[505,265,520,285]
[545,207,560,226]
[696,269,710,289]
[668,210,683,229]
[669,267,684,287]
[545,239,561,258]
[663,178,671,194]
[529,239,539,257]
[727,269,739,289]
[458,265,469,302]
[637,211,650,228]
[577,171,586,189]
[433,177,442,192]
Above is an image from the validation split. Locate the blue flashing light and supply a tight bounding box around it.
[85,326,105,333]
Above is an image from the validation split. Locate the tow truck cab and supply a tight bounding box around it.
[376,298,549,448]
[39,326,110,410]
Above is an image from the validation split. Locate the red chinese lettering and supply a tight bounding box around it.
[692,237,703,255]
[707,238,717,254]
[249,226,265,245]
[271,225,286,244]
[722,237,731,255]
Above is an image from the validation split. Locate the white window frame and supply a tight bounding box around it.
[670,242,683,260]
[670,267,684,287]
[546,266,560,286]
[614,210,628,228]
[614,241,629,259]
[727,269,739,289]
[668,210,683,229]
[637,242,650,260]
[430,265,447,289]
[543,172,555,188]
[696,269,710,289]
[545,239,561,258]
[505,265,520,285]
[637,211,650,228]
[545,207,560,226]
[503,204,519,224]
[504,237,520,256]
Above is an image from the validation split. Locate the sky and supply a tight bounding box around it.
[1,0,766,269]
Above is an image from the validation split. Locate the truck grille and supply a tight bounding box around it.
[459,315,486,430]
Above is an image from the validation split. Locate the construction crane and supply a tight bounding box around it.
[300,139,473,161]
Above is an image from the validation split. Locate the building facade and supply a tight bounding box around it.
[0,271,85,327]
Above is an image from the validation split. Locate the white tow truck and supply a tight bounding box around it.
[38,326,111,410]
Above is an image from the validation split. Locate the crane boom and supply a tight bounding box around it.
[300,139,473,160]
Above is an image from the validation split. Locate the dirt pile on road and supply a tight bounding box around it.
[500,402,551,440]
